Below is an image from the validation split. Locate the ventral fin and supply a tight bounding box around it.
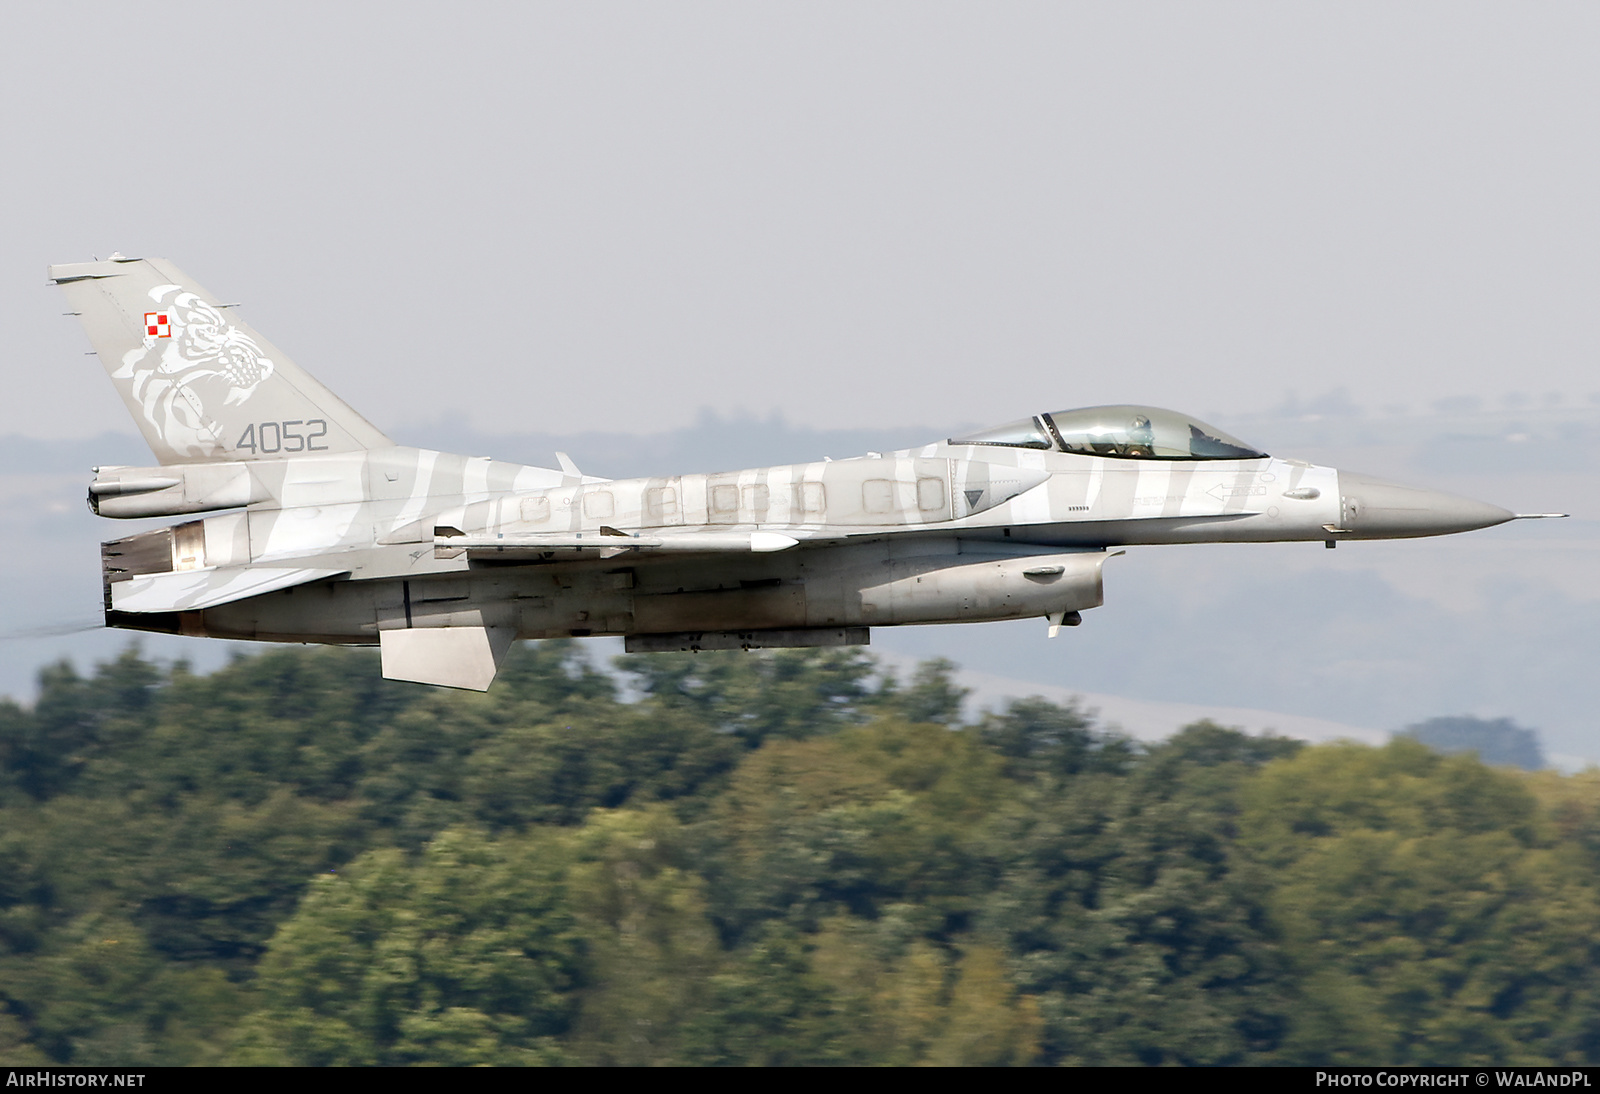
[379,626,515,691]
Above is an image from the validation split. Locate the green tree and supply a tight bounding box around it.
[232,827,583,1066]
[561,809,723,1065]
[804,915,1042,1065]
[979,722,1300,1065]
[2,649,163,802]
[885,657,969,727]
[618,648,885,746]
[0,910,246,1066]
[1240,740,1600,1064]
[699,718,1007,940]
[976,695,1134,782]
[676,922,858,1065]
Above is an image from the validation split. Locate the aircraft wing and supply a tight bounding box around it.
[438,529,804,560]
[110,566,347,613]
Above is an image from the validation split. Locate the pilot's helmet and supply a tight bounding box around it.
[1129,414,1152,433]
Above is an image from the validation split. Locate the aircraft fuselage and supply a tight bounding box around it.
[97,442,1513,663]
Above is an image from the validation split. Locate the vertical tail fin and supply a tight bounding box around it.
[51,256,391,464]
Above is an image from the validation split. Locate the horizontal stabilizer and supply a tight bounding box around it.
[380,626,515,691]
[110,566,346,613]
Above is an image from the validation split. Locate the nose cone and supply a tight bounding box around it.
[1336,472,1514,539]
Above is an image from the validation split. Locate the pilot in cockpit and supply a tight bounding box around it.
[1124,413,1155,457]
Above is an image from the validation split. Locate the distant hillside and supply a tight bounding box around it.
[1401,714,1547,770]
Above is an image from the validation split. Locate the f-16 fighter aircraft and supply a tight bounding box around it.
[53,257,1557,690]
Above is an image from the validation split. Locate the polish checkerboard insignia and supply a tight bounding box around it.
[144,312,172,338]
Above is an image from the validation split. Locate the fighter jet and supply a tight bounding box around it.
[52,257,1559,690]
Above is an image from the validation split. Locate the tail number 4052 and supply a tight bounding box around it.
[235,420,329,454]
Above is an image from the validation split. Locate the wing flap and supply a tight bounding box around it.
[110,566,346,613]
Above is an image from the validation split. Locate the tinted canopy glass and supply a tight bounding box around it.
[951,405,1266,460]
[1046,406,1265,459]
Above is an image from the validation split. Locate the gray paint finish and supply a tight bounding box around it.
[61,259,1539,690]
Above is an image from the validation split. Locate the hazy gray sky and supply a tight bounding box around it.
[3,5,1596,762]
[7,3,1599,441]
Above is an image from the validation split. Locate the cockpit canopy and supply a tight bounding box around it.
[950,405,1266,461]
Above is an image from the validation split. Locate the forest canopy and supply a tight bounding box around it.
[0,642,1595,1066]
